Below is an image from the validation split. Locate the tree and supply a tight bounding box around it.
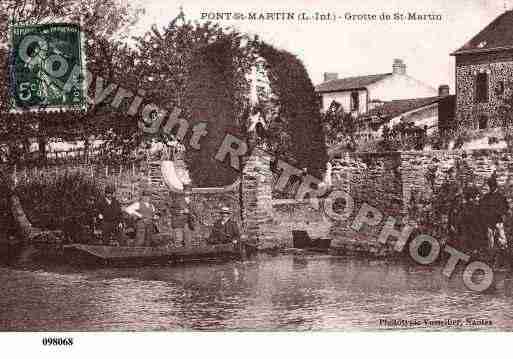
[257,42,328,178]
[0,170,34,240]
[323,110,356,149]
[133,21,255,186]
[133,24,329,183]
[0,0,145,165]
[0,0,144,237]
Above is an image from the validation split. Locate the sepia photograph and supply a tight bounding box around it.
[1,0,513,355]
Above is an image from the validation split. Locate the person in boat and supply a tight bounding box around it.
[479,173,509,266]
[169,184,196,247]
[125,189,157,246]
[96,185,123,245]
[207,206,240,245]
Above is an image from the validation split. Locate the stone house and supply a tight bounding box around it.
[451,10,513,131]
[315,59,438,116]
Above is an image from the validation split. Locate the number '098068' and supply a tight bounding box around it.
[42,337,73,346]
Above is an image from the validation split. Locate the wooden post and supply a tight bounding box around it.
[13,164,17,186]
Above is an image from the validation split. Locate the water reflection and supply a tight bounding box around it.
[0,254,512,331]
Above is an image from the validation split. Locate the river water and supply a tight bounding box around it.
[1,253,512,331]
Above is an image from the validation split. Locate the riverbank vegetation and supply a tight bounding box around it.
[0,168,104,241]
[0,1,328,183]
[0,0,329,239]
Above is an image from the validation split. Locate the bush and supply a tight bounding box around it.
[258,42,328,178]
[0,168,105,241]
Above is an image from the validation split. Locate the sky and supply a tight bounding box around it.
[132,0,510,93]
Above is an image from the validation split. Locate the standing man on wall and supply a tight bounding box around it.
[460,186,486,252]
[437,166,460,239]
[480,173,509,267]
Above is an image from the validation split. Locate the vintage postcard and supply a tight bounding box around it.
[1,0,513,356]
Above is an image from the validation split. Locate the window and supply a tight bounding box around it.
[476,73,489,103]
[478,115,488,129]
[350,91,359,112]
[496,81,505,96]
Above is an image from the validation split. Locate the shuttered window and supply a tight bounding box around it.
[476,73,488,103]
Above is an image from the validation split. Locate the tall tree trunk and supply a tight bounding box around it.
[38,119,47,164]
[84,136,90,163]
[38,136,47,164]
[0,168,34,241]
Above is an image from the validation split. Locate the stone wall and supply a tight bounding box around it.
[455,51,513,130]
[328,152,403,256]
[241,149,332,249]
[401,149,513,207]
[266,199,331,248]
[331,152,403,217]
[242,149,280,249]
[12,147,513,253]
[328,149,513,256]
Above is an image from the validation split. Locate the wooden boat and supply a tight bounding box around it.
[63,242,256,265]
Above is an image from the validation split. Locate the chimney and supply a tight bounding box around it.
[392,59,406,75]
[438,84,450,97]
[323,72,338,82]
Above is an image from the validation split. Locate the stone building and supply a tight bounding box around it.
[451,10,513,130]
[315,59,437,116]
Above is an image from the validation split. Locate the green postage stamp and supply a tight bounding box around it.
[9,22,86,111]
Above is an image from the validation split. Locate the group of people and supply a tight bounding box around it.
[445,173,509,251]
[416,156,511,266]
[91,184,241,247]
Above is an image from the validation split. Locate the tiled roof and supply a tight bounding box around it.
[363,96,451,120]
[315,73,391,93]
[452,10,513,55]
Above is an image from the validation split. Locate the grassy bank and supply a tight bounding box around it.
[0,168,105,241]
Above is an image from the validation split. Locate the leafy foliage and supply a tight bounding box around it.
[0,168,104,239]
[323,111,355,150]
[0,0,145,165]
[1,4,328,186]
[257,42,327,177]
[133,22,255,185]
